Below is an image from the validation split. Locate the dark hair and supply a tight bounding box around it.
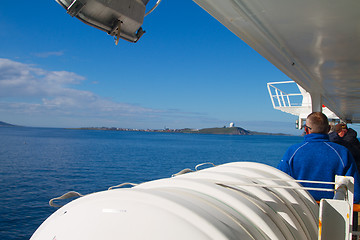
[306,112,329,134]
[335,123,347,133]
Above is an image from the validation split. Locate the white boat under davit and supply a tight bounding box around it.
[30,161,356,239]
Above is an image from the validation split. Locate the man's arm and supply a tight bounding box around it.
[277,151,291,176]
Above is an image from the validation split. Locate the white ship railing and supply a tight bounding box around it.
[267,80,305,109]
[267,81,339,129]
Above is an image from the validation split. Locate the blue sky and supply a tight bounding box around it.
[0,0,308,135]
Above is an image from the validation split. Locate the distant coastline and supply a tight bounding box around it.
[0,121,16,127]
[70,126,291,136]
[0,120,291,136]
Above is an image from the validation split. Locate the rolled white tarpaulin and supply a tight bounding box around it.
[30,162,319,240]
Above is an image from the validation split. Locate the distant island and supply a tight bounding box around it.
[0,121,16,127]
[0,120,290,136]
[72,126,290,136]
[186,127,289,136]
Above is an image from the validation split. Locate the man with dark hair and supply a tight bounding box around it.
[277,112,360,203]
[330,123,360,151]
[329,123,360,173]
[330,123,360,147]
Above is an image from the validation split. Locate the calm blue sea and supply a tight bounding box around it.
[0,126,303,240]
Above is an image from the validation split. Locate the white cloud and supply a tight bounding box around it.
[0,58,84,97]
[0,58,209,128]
[0,58,158,116]
[33,51,64,58]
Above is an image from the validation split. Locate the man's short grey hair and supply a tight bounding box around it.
[306,112,329,134]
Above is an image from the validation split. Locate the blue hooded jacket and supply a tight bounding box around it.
[278,133,360,203]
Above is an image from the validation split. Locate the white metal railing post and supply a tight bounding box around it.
[275,89,281,107]
[335,175,354,215]
[286,95,291,107]
[267,83,276,108]
[319,176,354,240]
[336,176,355,240]
[280,91,286,107]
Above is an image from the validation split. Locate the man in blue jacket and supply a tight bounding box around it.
[278,112,360,203]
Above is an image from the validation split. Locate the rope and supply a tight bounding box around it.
[172,168,193,177]
[195,162,216,171]
[108,182,138,190]
[49,191,83,208]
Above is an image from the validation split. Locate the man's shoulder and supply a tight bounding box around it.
[326,140,348,148]
[347,128,358,138]
[285,142,309,154]
[325,141,352,154]
[287,139,349,153]
[329,131,340,141]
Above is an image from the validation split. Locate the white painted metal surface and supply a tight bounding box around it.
[193,0,360,123]
[56,0,150,42]
[30,162,319,240]
[319,199,350,240]
[319,176,355,240]
[267,81,339,128]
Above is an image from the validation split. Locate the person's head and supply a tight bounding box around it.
[304,112,330,134]
[335,123,348,137]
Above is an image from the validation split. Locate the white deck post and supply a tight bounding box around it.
[318,176,354,240]
[311,93,322,112]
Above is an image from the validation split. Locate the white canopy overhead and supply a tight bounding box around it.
[193,0,360,123]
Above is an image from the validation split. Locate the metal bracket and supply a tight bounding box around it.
[67,0,85,17]
[109,20,122,45]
